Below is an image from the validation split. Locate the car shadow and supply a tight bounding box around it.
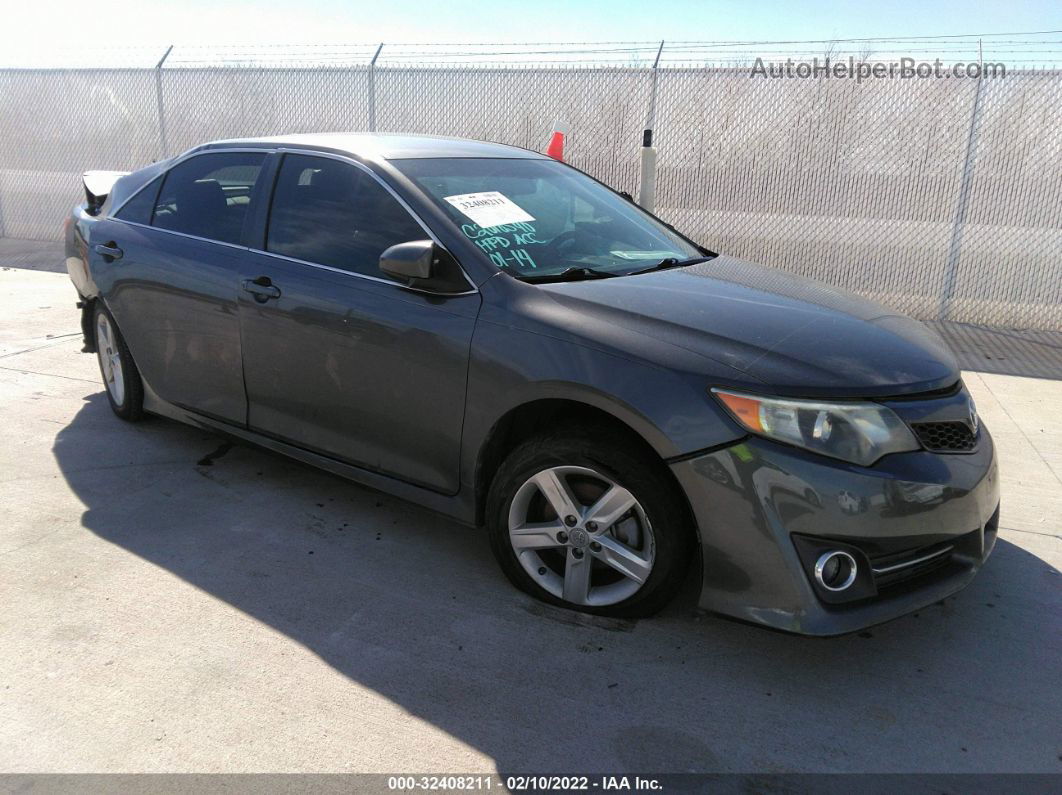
[0,239,65,273]
[928,321,1062,381]
[53,392,1062,773]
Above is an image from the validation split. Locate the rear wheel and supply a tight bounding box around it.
[486,428,694,618]
[94,304,144,421]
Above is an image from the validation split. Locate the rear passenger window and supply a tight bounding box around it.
[266,154,425,276]
[152,152,265,245]
[114,176,162,225]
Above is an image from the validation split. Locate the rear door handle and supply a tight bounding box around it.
[94,243,123,261]
[241,277,281,302]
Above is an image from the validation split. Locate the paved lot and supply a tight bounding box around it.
[0,261,1059,774]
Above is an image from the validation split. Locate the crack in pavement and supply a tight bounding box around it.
[1000,525,1062,541]
[0,335,82,359]
[0,364,98,384]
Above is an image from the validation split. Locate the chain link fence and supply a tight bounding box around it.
[0,52,1059,330]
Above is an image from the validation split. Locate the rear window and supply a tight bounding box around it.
[151,152,265,245]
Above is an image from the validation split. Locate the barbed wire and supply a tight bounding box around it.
[4,34,1062,70]
[132,29,1062,46]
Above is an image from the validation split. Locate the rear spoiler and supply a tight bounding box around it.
[82,170,130,216]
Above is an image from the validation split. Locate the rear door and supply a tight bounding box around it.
[237,152,480,494]
[98,150,267,424]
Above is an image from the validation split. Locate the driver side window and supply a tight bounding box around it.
[266,154,425,277]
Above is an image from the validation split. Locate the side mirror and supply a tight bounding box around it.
[380,240,434,282]
[379,240,471,294]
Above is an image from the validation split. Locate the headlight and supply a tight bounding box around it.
[711,389,920,466]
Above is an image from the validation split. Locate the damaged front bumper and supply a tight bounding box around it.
[671,429,1000,636]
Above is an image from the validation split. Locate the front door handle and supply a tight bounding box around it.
[241,277,281,302]
[94,243,123,262]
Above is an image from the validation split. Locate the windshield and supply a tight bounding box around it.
[392,158,704,279]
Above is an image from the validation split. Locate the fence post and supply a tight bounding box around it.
[154,45,174,160]
[938,42,985,321]
[637,41,665,212]
[368,43,384,132]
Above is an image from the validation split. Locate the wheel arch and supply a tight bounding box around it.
[472,397,700,550]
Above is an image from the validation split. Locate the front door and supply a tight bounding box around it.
[237,153,479,494]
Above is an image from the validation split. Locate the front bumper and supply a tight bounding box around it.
[671,429,1000,636]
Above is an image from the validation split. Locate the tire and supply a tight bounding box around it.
[486,425,694,618]
[93,303,144,422]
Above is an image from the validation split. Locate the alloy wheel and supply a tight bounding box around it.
[507,465,655,607]
[96,312,125,406]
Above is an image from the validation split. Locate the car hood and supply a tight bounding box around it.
[533,255,958,398]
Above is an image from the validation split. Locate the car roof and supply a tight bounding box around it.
[196,133,549,161]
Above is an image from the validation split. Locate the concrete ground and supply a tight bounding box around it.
[0,251,1060,775]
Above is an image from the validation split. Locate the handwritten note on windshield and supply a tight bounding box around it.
[444,191,535,228]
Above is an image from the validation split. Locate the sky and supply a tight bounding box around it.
[7,0,1062,65]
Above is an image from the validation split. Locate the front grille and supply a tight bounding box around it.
[912,421,977,452]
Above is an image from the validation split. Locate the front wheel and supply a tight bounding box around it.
[486,428,694,618]
[93,303,144,421]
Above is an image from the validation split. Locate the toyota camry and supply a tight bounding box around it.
[64,133,999,635]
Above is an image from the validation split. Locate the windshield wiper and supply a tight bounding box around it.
[625,255,716,276]
[518,267,619,284]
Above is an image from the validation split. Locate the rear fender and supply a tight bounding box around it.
[65,204,99,291]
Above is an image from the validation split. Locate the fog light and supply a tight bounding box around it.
[814,550,858,592]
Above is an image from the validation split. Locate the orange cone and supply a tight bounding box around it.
[546,121,568,161]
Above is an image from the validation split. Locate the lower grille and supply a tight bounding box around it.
[912,421,977,452]
[870,540,956,589]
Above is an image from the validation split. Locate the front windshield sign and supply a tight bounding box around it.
[443,190,535,228]
[394,158,704,280]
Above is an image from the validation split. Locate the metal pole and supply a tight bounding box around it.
[637,40,665,212]
[938,46,984,321]
[154,45,173,159]
[368,43,384,132]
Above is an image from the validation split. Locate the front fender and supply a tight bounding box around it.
[460,315,745,491]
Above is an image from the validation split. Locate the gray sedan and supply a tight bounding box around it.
[65,134,999,635]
